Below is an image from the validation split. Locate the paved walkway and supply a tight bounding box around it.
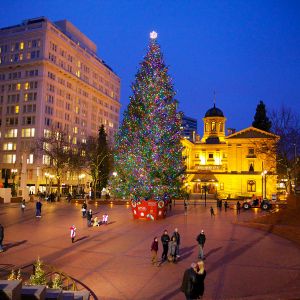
[0,201,300,299]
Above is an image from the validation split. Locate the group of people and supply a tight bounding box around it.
[151,228,181,266]
[81,202,109,227]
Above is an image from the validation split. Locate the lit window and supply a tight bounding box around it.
[24,82,29,90]
[44,129,51,137]
[19,53,23,61]
[3,154,16,164]
[16,83,21,90]
[24,93,28,101]
[4,129,18,138]
[42,155,50,165]
[73,127,78,134]
[27,154,34,164]
[3,143,16,150]
[20,42,24,50]
[72,137,77,144]
[211,122,216,132]
[15,106,19,113]
[76,70,80,78]
[21,128,35,137]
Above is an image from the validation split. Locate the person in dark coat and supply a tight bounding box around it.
[0,224,4,252]
[172,227,181,257]
[81,202,87,218]
[236,201,241,214]
[194,260,206,299]
[150,237,159,266]
[180,263,198,300]
[161,229,170,262]
[224,200,228,212]
[87,209,93,227]
[196,230,206,260]
[36,199,42,218]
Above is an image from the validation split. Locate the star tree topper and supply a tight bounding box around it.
[150,31,158,39]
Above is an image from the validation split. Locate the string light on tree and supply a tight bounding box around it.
[112,31,184,201]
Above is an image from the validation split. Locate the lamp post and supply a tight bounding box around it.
[261,170,267,199]
[45,172,49,195]
[11,169,18,196]
[264,170,267,199]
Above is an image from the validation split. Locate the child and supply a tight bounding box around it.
[102,213,108,224]
[21,199,26,212]
[70,225,76,243]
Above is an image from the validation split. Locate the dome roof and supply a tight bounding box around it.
[205,104,224,117]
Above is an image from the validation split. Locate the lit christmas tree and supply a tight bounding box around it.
[113,31,184,200]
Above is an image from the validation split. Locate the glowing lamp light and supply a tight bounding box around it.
[150,31,158,39]
[140,212,144,217]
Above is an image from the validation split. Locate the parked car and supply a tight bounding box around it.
[243,199,272,210]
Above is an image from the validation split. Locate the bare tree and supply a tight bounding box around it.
[34,129,73,198]
[270,106,300,191]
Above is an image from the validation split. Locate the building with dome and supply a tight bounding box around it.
[181,104,279,199]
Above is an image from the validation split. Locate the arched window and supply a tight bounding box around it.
[211,121,216,132]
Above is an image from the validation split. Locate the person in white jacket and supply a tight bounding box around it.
[70,225,76,243]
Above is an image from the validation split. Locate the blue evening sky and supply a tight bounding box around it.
[1,0,299,132]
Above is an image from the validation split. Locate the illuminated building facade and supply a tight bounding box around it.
[0,17,120,193]
[182,105,279,199]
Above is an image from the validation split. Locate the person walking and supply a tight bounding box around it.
[196,230,206,260]
[194,260,206,299]
[150,237,159,266]
[81,202,87,218]
[237,201,241,214]
[210,206,215,218]
[36,199,42,218]
[87,209,93,227]
[161,229,170,262]
[173,228,181,258]
[180,262,198,300]
[0,223,4,252]
[21,199,26,213]
[70,225,76,243]
[168,236,178,263]
[184,200,188,215]
[224,200,228,212]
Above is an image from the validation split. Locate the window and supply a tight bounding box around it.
[195,153,199,158]
[208,153,214,159]
[205,123,209,132]
[44,129,51,137]
[211,121,216,132]
[42,155,50,165]
[249,162,254,172]
[5,129,18,138]
[3,143,16,150]
[3,154,16,164]
[248,148,255,155]
[21,128,35,137]
[20,42,24,50]
[247,180,256,192]
[27,154,34,164]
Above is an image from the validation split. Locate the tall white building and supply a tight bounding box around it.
[0,17,121,193]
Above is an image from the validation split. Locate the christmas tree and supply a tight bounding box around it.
[113,31,184,200]
[28,257,47,286]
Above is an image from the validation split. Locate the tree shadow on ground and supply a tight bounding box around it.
[180,245,197,260]
[205,246,223,258]
[4,240,27,251]
[75,236,89,243]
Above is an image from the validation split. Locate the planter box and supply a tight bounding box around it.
[131,199,167,220]
[21,285,46,299]
[0,280,22,300]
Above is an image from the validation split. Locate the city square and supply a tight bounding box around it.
[0,1,300,299]
[1,200,300,299]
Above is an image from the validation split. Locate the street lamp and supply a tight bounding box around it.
[11,169,18,196]
[112,171,117,177]
[261,170,267,199]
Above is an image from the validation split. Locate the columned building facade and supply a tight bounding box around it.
[182,105,279,199]
[0,17,121,193]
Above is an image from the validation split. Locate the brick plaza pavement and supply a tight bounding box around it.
[1,200,300,299]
